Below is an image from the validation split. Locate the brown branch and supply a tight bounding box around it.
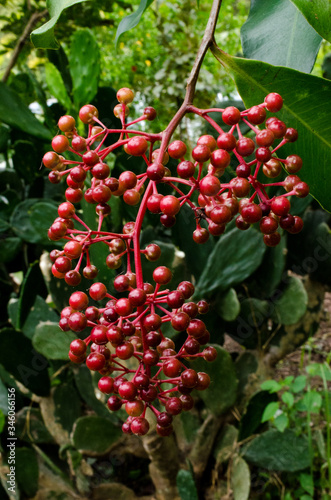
[2,9,48,83]
[157,0,223,159]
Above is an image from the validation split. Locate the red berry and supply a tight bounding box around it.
[168,140,187,159]
[126,136,148,156]
[222,106,241,125]
[79,104,98,124]
[199,175,221,196]
[153,266,172,285]
[265,93,283,112]
[160,195,180,216]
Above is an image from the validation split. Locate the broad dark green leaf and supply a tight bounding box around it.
[11,199,58,245]
[17,261,48,330]
[195,227,266,297]
[73,365,118,422]
[192,345,238,415]
[69,29,100,107]
[15,448,39,498]
[272,276,308,325]
[241,0,322,73]
[176,469,198,500]
[214,424,238,463]
[20,295,59,339]
[72,415,122,455]
[0,378,8,416]
[31,0,90,49]
[0,237,22,263]
[289,0,331,42]
[115,0,154,48]
[0,82,51,140]
[238,391,278,440]
[243,428,310,471]
[45,62,72,110]
[0,328,50,396]
[0,218,10,232]
[53,381,81,432]
[12,140,40,184]
[215,288,240,321]
[211,48,331,212]
[33,322,76,360]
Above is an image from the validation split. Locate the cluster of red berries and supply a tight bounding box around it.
[45,88,308,435]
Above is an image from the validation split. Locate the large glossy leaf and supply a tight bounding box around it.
[115,0,154,48]
[0,83,51,140]
[272,276,308,325]
[195,227,266,297]
[289,0,331,42]
[241,0,322,73]
[15,448,39,498]
[211,48,331,212]
[69,29,100,107]
[243,428,310,471]
[231,456,250,500]
[31,0,90,49]
[17,261,48,330]
[33,322,76,360]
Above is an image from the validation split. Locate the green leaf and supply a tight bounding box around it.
[289,0,331,42]
[243,429,310,471]
[32,321,76,360]
[272,276,308,325]
[241,0,322,73]
[290,375,307,393]
[115,0,155,48]
[0,236,22,263]
[306,362,331,381]
[192,345,238,415]
[231,456,251,500]
[195,227,266,297]
[0,328,50,396]
[211,49,331,212]
[0,410,4,433]
[20,295,59,340]
[10,199,58,245]
[251,236,287,299]
[0,82,51,140]
[299,473,314,496]
[215,288,240,321]
[31,0,90,49]
[17,261,48,330]
[0,378,8,415]
[261,401,279,422]
[0,218,10,232]
[72,415,122,455]
[12,140,40,184]
[73,364,118,422]
[176,469,198,500]
[214,424,238,462]
[16,407,54,443]
[282,391,294,407]
[302,390,322,413]
[273,412,289,432]
[53,381,81,432]
[261,380,282,393]
[69,29,100,107]
[45,62,72,110]
[16,448,39,498]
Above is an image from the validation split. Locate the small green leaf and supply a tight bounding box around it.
[32,321,76,360]
[261,380,282,393]
[215,288,240,321]
[291,375,307,393]
[115,0,155,48]
[299,473,314,496]
[289,0,331,42]
[261,401,279,422]
[45,62,72,110]
[241,0,322,73]
[16,448,39,498]
[302,390,322,413]
[306,363,331,381]
[176,469,198,500]
[282,391,294,408]
[31,0,90,49]
[243,429,310,471]
[72,415,122,455]
[231,456,251,500]
[195,227,266,297]
[273,413,289,432]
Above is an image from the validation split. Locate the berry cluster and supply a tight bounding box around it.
[45,88,308,435]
